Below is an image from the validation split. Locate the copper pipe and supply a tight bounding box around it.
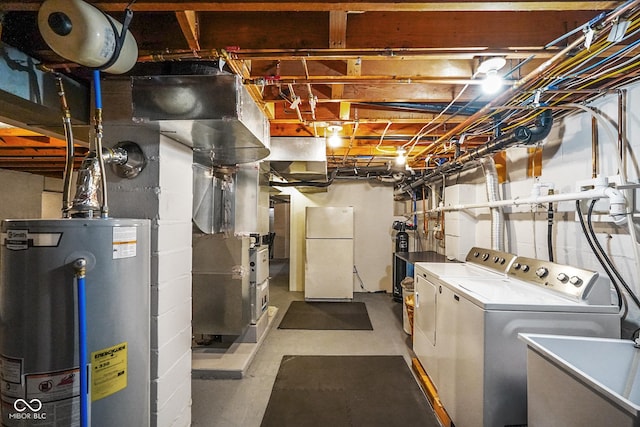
[248,76,491,85]
[341,122,359,166]
[618,89,627,176]
[411,0,640,161]
[592,116,599,178]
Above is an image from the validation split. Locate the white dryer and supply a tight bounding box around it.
[414,251,620,427]
[412,247,517,387]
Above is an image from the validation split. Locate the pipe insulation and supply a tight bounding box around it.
[480,157,505,251]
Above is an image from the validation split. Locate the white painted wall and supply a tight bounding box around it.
[411,80,640,336]
[283,181,395,293]
[0,169,52,220]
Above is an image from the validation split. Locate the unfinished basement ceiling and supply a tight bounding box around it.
[1,1,640,176]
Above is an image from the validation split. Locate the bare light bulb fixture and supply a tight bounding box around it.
[477,57,507,95]
[395,148,407,166]
[482,69,503,94]
[327,125,342,148]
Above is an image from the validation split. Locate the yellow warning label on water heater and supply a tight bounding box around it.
[91,342,128,402]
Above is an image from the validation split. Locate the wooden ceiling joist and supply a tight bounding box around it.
[1,2,622,13]
[175,10,201,52]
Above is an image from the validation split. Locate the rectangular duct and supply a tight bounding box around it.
[268,137,328,182]
[131,74,270,166]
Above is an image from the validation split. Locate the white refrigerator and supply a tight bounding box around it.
[304,206,354,300]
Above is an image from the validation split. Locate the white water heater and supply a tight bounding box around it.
[0,219,150,426]
[38,0,138,74]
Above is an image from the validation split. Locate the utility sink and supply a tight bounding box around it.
[519,333,640,427]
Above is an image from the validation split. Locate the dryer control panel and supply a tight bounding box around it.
[465,247,517,275]
[507,256,599,300]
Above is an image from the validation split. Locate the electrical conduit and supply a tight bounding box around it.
[73,258,89,427]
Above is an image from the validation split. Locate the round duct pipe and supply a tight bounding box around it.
[479,157,505,251]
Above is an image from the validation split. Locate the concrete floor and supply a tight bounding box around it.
[191,259,424,427]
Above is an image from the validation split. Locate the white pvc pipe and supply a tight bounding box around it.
[565,103,640,296]
[429,185,625,220]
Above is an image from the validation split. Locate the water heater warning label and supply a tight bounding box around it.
[91,342,128,402]
[112,227,137,259]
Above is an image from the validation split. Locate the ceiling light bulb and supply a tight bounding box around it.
[395,149,406,166]
[328,128,341,147]
[482,69,503,94]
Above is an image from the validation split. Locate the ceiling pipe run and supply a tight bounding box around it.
[410,0,640,162]
[394,108,553,198]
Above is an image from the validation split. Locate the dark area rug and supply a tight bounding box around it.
[278,301,373,330]
[260,355,439,427]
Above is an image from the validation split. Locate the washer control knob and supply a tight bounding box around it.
[557,273,569,283]
[482,253,490,261]
[473,251,480,258]
[569,276,583,286]
[499,258,506,265]
[535,267,549,278]
[513,262,521,270]
[493,256,499,263]
[521,264,530,272]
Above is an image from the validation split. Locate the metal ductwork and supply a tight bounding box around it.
[268,137,328,182]
[394,108,553,198]
[480,157,505,251]
[0,42,90,140]
[131,74,270,166]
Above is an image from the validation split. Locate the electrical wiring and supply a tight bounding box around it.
[587,199,640,311]
[403,73,481,156]
[576,200,626,314]
[543,16,640,101]
[405,5,640,167]
[559,14,640,80]
[353,265,383,293]
[374,121,396,154]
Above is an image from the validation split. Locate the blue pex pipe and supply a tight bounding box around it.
[77,273,89,427]
[93,70,102,110]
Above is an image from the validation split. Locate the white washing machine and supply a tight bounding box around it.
[412,247,517,386]
[414,252,620,427]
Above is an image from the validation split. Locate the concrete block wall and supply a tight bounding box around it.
[152,136,193,427]
[103,79,193,427]
[106,131,193,427]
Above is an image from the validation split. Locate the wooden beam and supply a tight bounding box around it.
[0,136,60,146]
[0,128,42,137]
[2,2,622,13]
[175,10,201,51]
[329,11,347,100]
